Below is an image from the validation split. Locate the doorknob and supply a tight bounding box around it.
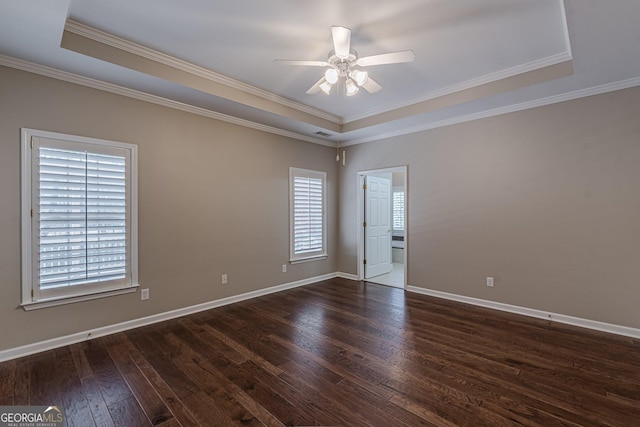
[388,229,391,233]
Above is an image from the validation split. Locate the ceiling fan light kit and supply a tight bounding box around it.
[275,26,415,97]
[345,78,359,96]
[319,79,333,95]
[324,68,339,84]
[350,69,368,86]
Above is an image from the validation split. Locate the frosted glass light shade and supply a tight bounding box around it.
[350,69,368,86]
[319,80,333,95]
[345,78,359,96]
[324,68,339,84]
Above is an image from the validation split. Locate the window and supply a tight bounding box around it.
[393,190,405,231]
[21,129,138,309]
[289,168,327,262]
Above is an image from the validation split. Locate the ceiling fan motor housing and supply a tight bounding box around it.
[328,50,358,76]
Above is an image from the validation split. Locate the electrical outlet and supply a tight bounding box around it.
[141,288,150,300]
[486,277,494,287]
[282,264,287,273]
[221,274,228,284]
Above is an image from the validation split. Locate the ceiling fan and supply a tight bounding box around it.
[275,26,415,96]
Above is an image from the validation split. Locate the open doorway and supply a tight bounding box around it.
[357,166,407,289]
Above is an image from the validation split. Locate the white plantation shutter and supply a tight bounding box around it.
[290,168,326,261]
[393,191,405,231]
[37,147,128,289]
[22,130,138,306]
[293,176,323,253]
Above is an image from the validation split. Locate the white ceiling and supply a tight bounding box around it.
[1,0,639,146]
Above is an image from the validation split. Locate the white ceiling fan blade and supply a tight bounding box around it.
[306,77,326,94]
[274,59,329,67]
[362,77,382,93]
[331,26,351,59]
[356,50,415,67]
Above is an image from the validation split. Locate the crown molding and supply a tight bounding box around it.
[343,75,640,146]
[0,55,334,147]
[64,19,342,125]
[560,0,573,58]
[4,53,639,149]
[344,52,573,124]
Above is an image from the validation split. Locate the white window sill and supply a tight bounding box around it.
[290,255,328,264]
[21,284,140,311]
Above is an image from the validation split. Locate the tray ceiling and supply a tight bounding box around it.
[1,1,639,145]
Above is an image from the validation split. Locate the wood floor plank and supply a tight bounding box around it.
[126,327,200,399]
[179,318,247,366]
[230,390,286,427]
[267,331,395,401]
[80,375,116,427]
[336,376,439,427]
[29,350,61,406]
[180,391,238,426]
[223,360,319,427]
[125,345,200,426]
[203,307,293,368]
[82,341,134,407]
[0,359,15,405]
[195,321,280,375]
[107,395,150,427]
[69,342,93,379]
[279,357,414,426]
[107,343,176,426]
[12,358,30,406]
[53,347,96,427]
[162,332,264,426]
[228,360,342,425]
[2,279,639,426]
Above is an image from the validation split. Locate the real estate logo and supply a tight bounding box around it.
[0,406,64,427]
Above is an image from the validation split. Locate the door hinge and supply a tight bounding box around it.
[363,183,367,190]
[30,137,34,149]
[363,259,367,265]
[31,289,34,298]
[363,221,366,227]
[30,209,34,217]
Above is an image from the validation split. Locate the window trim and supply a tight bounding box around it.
[289,167,327,263]
[20,128,139,310]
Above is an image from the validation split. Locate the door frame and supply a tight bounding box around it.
[356,166,408,288]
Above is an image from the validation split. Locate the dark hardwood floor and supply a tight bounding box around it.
[1,278,639,426]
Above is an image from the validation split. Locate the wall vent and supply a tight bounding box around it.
[315,131,333,137]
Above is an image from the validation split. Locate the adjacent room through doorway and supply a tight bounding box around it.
[357,166,407,289]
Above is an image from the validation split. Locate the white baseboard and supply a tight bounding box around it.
[336,272,359,281]
[407,286,640,339]
[8,276,635,363]
[0,272,337,363]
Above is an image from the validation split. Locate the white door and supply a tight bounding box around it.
[365,175,393,279]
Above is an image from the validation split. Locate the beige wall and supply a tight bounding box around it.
[2,64,639,353]
[0,66,338,351]
[339,87,640,329]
